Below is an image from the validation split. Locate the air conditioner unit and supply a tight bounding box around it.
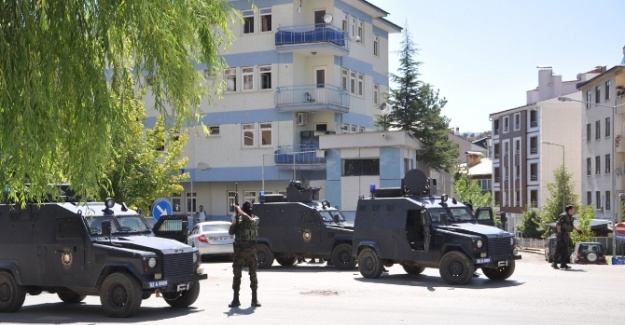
[297,112,309,126]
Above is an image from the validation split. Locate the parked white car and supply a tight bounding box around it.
[188,221,234,259]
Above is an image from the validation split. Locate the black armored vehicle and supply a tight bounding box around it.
[253,181,356,270]
[0,198,206,318]
[353,169,521,285]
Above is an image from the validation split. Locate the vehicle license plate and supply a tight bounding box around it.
[476,258,491,264]
[149,280,168,288]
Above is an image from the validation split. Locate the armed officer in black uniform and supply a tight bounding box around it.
[552,205,575,269]
[228,201,261,308]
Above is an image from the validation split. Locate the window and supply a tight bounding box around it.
[493,143,500,159]
[350,16,356,38]
[341,69,348,90]
[596,191,601,209]
[586,191,591,206]
[373,83,379,105]
[529,137,538,154]
[357,19,364,43]
[513,113,520,131]
[493,119,500,135]
[228,191,237,212]
[503,116,509,133]
[350,71,356,94]
[225,68,236,92]
[606,191,611,211]
[605,80,611,100]
[242,66,254,91]
[242,123,255,147]
[595,156,600,174]
[260,122,272,146]
[186,192,197,213]
[530,190,538,208]
[586,123,591,142]
[244,191,257,204]
[494,167,500,183]
[172,195,181,212]
[343,159,379,176]
[260,65,272,89]
[530,163,538,181]
[342,13,348,32]
[595,86,601,104]
[208,125,220,136]
[605,117,611,137]
[373,35,379,56]
[357,73,364,96]
[586,91,592,109]
[478,179,490,191]
[606,154,611,173]
[243,9,254,34]
[586,157,591,176]
[595,120,600,140]
[260,8,272,32]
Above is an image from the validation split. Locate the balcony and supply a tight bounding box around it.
[274,145,326,170]
[275,24,349,57]
[275,84,349,113]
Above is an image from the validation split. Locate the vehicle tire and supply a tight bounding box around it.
[482,260,516,281]
[0,271,26,313]
[100,272,143,318]
[57,289,86,303]
[357,248,384,279]
[401,263,425,275]
[332,243,356,270]
[163,280,200,308]
[256,244,275,269]
[276,256,297,266]
[585,252,598,263]
[439,251,475,285]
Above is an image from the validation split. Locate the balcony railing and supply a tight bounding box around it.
[275,24,348,51]
[274,145,326,169]
[275,84,349,113]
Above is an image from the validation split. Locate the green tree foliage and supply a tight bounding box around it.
[517,209,542,239]
[0,0,236,204]
[570,204,594,243]
[537,166,578,238]
[454,173,492,208]
[375,27,458,172]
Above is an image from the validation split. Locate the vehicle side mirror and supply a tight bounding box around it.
[102,221,112,237]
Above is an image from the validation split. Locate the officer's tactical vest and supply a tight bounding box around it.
[235,216,258,242]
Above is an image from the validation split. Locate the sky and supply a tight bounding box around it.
[366,0,625,134]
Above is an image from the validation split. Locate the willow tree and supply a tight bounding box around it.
[0,1,236,204]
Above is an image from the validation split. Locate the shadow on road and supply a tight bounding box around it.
[2,302,203,324]
[353,272,524,290]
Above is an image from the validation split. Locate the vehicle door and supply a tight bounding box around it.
[289,210,321,253]
[475,207,495,226]
[49,217,90,287]
[152,215,189,243]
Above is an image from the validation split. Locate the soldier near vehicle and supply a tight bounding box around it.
[228,201,261,308]
[552,205,575,270]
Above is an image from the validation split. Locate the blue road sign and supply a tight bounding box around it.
[152,199,173,221]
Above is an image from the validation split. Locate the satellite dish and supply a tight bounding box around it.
[323,13,333,24]
[380,102,393,116]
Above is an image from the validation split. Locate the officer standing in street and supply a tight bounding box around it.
[228,201,261,308]
[552,204,575,269]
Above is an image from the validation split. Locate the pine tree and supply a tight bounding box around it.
[0,1,236,204]
[376,27,458,172]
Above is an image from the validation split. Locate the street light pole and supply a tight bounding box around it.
[542,141,566,213]
[558,96,625,255]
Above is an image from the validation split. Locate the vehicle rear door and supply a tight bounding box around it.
[48,217,90,287]
[475,207,495,226]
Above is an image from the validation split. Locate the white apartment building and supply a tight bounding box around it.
[490,67,601,232]
[145,0,401,219]
[578,50,625,223]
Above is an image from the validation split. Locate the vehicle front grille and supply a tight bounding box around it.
[163,252,194,278]
[488,237,511,257]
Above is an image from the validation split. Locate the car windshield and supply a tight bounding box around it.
[86,215,151,235]
[318,210,335,223]
[428,207,475,223]
[201,224,230,233]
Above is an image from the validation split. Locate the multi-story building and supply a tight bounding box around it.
[489,67,601,232]
[578,51,625,223]
[146,1,401,219]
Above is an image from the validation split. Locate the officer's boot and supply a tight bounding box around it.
[228,290,240,308]
[551,261,559,269]
[251,290,261,307]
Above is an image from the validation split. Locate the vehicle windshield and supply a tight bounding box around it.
[428,207,475,223]
[86,215,151,235]
[319,210,347,224]
[201,224,230,233]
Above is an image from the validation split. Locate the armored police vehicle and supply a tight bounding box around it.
[253,181,355,270]
[353,169,521,285]
[0,198,206,318]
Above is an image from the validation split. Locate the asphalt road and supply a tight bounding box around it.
[3,252,625,325]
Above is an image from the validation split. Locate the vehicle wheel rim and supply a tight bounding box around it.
[364,257,374,270]
[448,260,464,277]
[338,251,350,264]
[0,284,10,302]
[110,285,128,307]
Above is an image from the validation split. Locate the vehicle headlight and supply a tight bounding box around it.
[148,257,157,268]
[193,252,199,264]
[475,239,483,249]
[513,246,519,255]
